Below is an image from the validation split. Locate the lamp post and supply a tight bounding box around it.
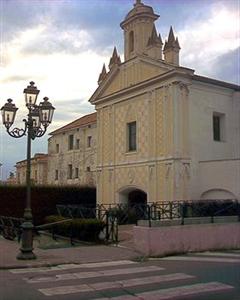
[0,163,2,183]
[1,81,55,260]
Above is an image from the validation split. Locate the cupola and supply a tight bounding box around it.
[120,0,160,61]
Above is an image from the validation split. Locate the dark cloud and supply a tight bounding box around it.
[1,0,57,41]
[210,47,239,85]
[1,0,127,49]
[2,0,237,56]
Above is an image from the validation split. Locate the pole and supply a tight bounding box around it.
[0,163,2,183]
[17,115,36,260]
[26,117,31,212]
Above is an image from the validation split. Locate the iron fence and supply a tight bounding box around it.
[56,199,240,225]
[35,218,75,245]
[1,199,238,244]
[180,199,240,218]
[56,204,118,243]
[0,216,23,241]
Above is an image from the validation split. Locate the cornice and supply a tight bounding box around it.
[199,158,240,163]
[91,68,193,105]
[96,156,192,169]
[193,75,240,91]
[120,12,159,29]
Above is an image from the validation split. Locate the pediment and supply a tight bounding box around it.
[89,56,175,104]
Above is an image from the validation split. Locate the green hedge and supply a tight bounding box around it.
[45,215,105,242]
[0,185,96,225]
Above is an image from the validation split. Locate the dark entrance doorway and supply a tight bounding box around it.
[128,190,147,221]
[128,190,147,207]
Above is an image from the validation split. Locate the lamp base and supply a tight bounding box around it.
[17,250,36,260]
[17,219,37,260]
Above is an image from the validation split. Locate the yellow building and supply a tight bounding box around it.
[15,153,48,185]
[90,0,240,205]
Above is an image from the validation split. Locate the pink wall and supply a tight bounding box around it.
[134,223,240,256]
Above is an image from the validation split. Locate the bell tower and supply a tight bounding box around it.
[120,0,160,61]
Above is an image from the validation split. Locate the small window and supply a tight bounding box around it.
[75,168,79,178]
[56,144,59,153]
[34,170,37,181]
[86,166,91,172]
[76,139,80,149]
[68,164,73,179]
[127,121,137,151]
[87,136,92,148]
[68,135,74,150]
[129,30,134,53]
[213,113,225,142]
[55,170,59,180]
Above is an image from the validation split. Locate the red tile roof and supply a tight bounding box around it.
[50,112,97,135]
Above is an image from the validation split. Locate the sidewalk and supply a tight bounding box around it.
[0,228,139,270]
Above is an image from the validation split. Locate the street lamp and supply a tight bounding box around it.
[0,163,2,183]
[1,81,55,260]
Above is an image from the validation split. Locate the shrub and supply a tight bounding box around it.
[44,215,105,242]
[0,185,96,225]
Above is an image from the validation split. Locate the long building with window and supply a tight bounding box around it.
[16,153,48,185]
[47,112,97,186]
[88,0,240,205]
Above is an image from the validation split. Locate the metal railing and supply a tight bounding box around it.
[105,212,118,243]
[1,199,238,243]
[56,205,119,243]
[56,205,96,219]
[0,214,118,245]
[56,199,240,224]
[0,216,24,241]
[35,218,75,245]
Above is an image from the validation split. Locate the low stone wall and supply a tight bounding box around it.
[134,220,240,256]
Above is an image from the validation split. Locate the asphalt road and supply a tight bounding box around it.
[1,251,240,300]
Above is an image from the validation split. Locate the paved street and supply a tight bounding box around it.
[1,251,240,300]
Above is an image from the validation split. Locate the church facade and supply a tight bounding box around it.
[89,0,240,205]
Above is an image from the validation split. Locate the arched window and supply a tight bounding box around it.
[129,31,134,53]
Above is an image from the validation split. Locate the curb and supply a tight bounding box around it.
[0,251,140,270]
[0,260,77,270]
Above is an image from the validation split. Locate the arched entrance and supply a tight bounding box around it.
[128,189,147,208]
[128,190,147,221]
[118,186,147,205]
[118,187,147,222]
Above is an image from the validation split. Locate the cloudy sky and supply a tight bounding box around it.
[0,0,239,180]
